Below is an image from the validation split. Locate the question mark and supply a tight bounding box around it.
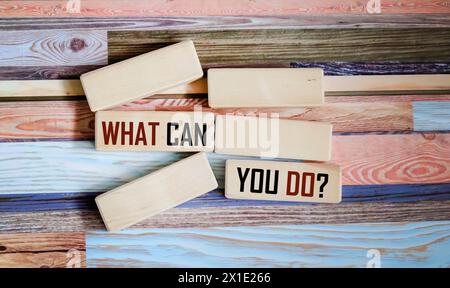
[316,173,329,198]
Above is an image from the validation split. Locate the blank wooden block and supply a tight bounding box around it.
[81,40,203,111]
[95,111,215,152]
[208,68,324,108]
[96,152,218,231]
[215,115,332,161]
[225,159,341,204]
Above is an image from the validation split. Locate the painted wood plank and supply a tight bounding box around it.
[0,97,414,140]
[2,1,450,17]
[291,62,450,75]
[108,29,450,66]
[0,183,449,213]
[413,102,450,131]
[0,232,85,268]
[0,30,106,67]
[85,222,450,268]
[3,15,450,32]
[0,134,447,195]
[1,201,450,233]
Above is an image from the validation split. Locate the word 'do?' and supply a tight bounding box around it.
[95,111,215,152]
[225,159,341,203]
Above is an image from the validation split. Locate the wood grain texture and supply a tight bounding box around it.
[0,30,106,66]
[1,201,450,233]
[0,97,414,140]
[0,135,448,195]
[108,29,450,66]
[86,221,450,268]
[291,62,450,75]
[3,15,450,31]
[0,65,102,80]
[333,133,450,185]
[2,1,450,17]
[413,102,450,131]
[1,183,450,212]
[0,232,85,268]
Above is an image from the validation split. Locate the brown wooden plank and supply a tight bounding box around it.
[108,29,450,66]
[0,201,449,233]
[0,232,85,268]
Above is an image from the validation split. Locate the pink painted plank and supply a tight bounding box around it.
[0,0,449,17]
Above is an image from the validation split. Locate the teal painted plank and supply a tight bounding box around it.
[86,221,450,268]
[413,102,450,131]
[0,141,289,194]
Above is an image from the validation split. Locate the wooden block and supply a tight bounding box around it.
[225,159,341,204]
[207,68,324,108]
[95,152,218,231]
[214,115,332,161]
[95,111,215,152]
[81,40,203,111]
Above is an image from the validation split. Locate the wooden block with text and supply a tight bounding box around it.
[214,115,332,161]
[208,68,324,108]
[96,152,218,231]
[81,40,203,111]
[225,159,341,204]
[95,111,215,152]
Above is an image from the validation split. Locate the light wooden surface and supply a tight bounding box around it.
[96,152,218,231]
[81,40,203,111]
[215,115,332,161]
[95,111,215,152]
[4,74,450,98]
[207,68,324,107]
[225,159,341,204]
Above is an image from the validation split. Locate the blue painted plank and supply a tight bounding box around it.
[413,102,450,131]
[1,183,449,212]
[86,221,450,268]
[291,61,450,75]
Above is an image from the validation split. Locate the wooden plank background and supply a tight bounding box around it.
[0,5,449,267]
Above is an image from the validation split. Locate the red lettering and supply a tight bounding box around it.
[102,121,120,145]
[148,122,160,146]
[121,122,133,145]
[286,171,300,196]
[301,172,315,197]
[135,122,147,145]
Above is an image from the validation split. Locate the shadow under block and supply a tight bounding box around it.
[207,68,324,108]
[95,111,215,152]
[214,115,332,161]
[225,159,341,204]
[95,152,218,232]
[80,40,203,111]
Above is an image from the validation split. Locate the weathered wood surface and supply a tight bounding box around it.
[413,102,450,131]
[108,29,450,65]
[3,15,450,31]
[0,232,85,267]
[0,30,107,66]
[0,97,416,140]
[1,183,449,213]
[2,1,450,17]
[292,62,450,75]
[0,135,447,195]
[1,201,450,233]
[86,221,450,268]
[0,65,101,80]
